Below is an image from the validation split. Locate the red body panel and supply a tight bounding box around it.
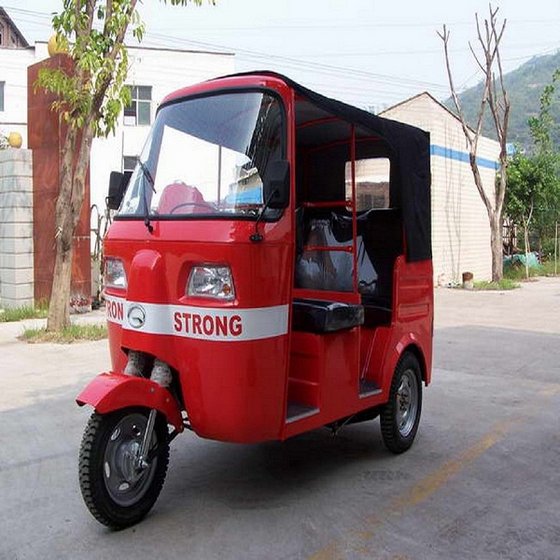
[104,218,293,443]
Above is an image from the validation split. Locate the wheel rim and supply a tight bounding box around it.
[103,412,158,507]
[395,369,419,438]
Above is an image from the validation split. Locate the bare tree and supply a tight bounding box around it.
[438,4,510,282]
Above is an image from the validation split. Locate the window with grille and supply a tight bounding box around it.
[124,85,152,126]
[123,155,137,173]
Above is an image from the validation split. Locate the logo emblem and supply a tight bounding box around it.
[127,304,146,329]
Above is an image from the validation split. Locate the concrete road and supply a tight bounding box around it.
[1,279,559,560]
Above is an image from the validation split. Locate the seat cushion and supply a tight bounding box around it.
[292,299,364,333]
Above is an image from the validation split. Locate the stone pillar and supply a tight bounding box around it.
[27,54,91,304]
[0,149,34,308]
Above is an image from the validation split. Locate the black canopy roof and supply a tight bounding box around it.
[215,71,432,262]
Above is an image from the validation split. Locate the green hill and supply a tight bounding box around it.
[445,50,560,150]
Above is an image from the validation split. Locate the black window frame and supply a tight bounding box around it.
[122,155,137,173]
[124,85,152,126]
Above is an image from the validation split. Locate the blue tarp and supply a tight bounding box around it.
[504,252,540,269]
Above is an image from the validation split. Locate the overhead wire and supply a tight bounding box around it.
[4,4,560,27]
[3,4,559,105]
[1,6,451,100]
[141,31,450,90]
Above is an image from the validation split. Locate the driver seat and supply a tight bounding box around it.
[157,182,210,214]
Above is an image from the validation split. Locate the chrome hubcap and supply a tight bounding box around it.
[103,413,158,507]
[396,369,419,437]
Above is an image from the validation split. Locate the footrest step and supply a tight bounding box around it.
[286,402,319,423]
[359,379,382,397]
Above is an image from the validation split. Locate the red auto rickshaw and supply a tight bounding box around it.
[77,72,433,529]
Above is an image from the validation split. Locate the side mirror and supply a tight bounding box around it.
[263,160,290,209]
[107,171,127,210]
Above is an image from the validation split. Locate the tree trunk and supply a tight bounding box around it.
[48,229,74,329]
[474,160,504,283]
[555,221,558,276]
[47,124,93,332]
[523,219,530,280]
[490,211,504,282]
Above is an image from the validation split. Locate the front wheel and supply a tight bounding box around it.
[380,352,423,454]
[79,408,170,529]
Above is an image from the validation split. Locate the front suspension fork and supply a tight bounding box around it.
[125,352,179,469]
[138,409,158,469]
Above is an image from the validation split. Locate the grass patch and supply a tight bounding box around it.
[473,279,520,291]
[0,303,48,322]
[540,260,560,276]
[504,259,560,281]
[21,323,107,344]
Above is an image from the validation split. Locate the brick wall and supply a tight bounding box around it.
[0,148,34,308]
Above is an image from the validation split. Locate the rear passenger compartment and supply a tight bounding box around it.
[286,98,406,420]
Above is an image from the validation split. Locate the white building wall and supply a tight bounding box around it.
[382,94,500,283]
[0,43,49,147]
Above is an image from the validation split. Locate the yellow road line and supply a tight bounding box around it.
[308,544,345,560]
[537,384,560,397]
[307,418,520,560]
[308,384,560,560]
[390,418,517,512]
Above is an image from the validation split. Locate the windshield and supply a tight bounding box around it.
[118,91,284,219]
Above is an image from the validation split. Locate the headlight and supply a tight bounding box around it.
[187,265,235,300]
[104,257,127,289]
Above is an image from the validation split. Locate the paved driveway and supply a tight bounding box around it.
[1,278,559,559]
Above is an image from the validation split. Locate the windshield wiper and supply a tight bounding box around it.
[136,156,156,233]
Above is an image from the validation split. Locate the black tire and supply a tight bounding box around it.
[380,352,423,454]
[79,407,170,529]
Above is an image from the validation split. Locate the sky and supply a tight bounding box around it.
[3,0,560,111]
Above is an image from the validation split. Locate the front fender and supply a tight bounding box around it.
[76,373,184,432]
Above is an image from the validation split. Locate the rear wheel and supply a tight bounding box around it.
[79,408,169,529]
[380,352,422,454]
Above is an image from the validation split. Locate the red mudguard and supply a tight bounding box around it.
[76,373,184,432]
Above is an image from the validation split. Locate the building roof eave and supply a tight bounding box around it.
[380,90,478,135]
[0,8,30,48]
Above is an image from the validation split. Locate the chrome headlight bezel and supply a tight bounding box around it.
[187,265,235,300]
[104,257,127,290]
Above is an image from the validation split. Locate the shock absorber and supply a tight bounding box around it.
[124,353,174,469]
[124,352,172,388]
[150,359,172,387]
[124,350,145,376]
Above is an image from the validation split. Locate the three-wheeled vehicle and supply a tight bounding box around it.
[77,72,433,528]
